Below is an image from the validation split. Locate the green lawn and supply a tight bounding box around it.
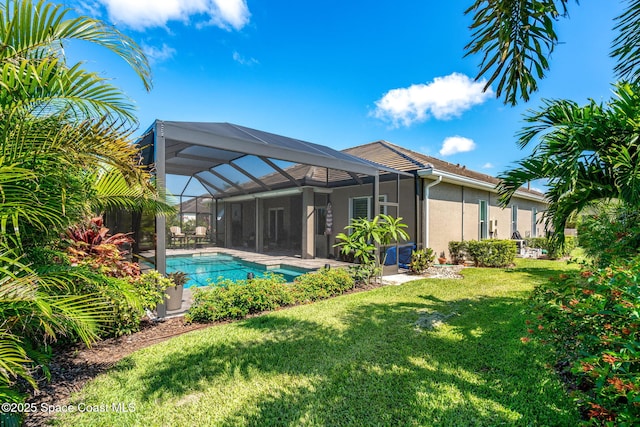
[56,259,580,426]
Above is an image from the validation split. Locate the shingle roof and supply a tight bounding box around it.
[343,140,544,197]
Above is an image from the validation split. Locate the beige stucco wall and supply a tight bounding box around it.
[329,178,417,249]
[425,179,547,259]
[220,177,546,262]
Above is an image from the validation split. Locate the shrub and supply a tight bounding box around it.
[291,267,354,302]
[577,203,640,267]
[525,259,640,425]
[186,274,291,323]
[448,241,468,264]
[136,270,172,311]
[463,240,516,267]
[186,268,355,323]
[79,271,170,337]
[409,248,435,274]
[525,236,576,259]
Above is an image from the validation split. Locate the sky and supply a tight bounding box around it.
[67,0,625,195]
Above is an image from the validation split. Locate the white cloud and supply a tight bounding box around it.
[372,73,493,127]
[95,0,250,31]
[482,162,494,169]
[439,136,476,156]
[232,51,259,66]
[142,43,176,63]
[530,187,544,194]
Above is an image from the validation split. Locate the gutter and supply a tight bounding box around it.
[423,169,442,249]
[417,168,546,203]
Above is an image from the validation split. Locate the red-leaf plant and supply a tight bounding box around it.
[65,216,140,279]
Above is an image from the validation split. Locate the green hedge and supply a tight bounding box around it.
[185,268,355,323]
[290,267,354,302]
[525,236,576,259]
[448,240,516,267]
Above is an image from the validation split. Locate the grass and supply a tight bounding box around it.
[55,258,580,426]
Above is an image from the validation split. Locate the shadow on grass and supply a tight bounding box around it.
[503,259,578,283]
[77,268,578,426]
[104,290,577,426]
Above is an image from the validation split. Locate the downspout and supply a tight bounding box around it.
[423,174,442,249]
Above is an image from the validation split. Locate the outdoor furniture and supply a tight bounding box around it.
[169,226,186,248]
[194,226,208,248]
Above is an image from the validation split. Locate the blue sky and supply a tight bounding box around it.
[70,0,624,193]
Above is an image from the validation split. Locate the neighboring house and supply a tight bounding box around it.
[129,121,547,272]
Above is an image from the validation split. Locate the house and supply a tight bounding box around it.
[124,121,546,274]
[338,140,547,258]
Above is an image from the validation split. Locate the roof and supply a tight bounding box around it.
[344,140,545,199]
[139,121,408,199]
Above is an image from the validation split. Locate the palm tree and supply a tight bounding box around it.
[496,82,640,241]
[465,0,640,105]
[0,0,163,413]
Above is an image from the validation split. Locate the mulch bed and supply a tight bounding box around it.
[24,318,211,427]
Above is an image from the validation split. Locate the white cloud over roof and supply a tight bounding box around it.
[372,73,493,127]
[439,136,476,156]
[96,0,250,31]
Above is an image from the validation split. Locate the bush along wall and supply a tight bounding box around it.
[448,240,516,267]
[185,268,355,323]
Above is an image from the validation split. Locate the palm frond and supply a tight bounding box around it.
[465,0,573,105]
[612,0,640,84]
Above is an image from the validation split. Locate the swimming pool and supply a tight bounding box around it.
[166,253,310,287]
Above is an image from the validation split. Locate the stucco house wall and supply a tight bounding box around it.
[425,180,547,260]
[329,178,417,250]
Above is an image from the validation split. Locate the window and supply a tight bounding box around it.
[531,207,538,237]
[349,195,387,222]
[479,200,488,239]
[511,205,518,235]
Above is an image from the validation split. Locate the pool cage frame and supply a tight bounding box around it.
[136,120,412,275]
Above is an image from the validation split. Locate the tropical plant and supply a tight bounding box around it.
[409,248,435,274]
[0,0,159,412]
[64,216,140,278]
[334,214,409,284]
[576,201,640,267]
[496,83,640,245]
[526,258,640,425]
[167,271,190,287]
[0,250,110,414]
[465,0,640,105]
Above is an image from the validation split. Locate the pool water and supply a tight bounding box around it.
[166,253,309,287]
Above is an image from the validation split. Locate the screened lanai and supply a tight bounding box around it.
[136,120,410,274]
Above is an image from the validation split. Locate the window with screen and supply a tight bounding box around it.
[479,200,488,239]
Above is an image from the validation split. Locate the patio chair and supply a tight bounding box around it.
[194,226,208,248]
[169,226,186,248]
